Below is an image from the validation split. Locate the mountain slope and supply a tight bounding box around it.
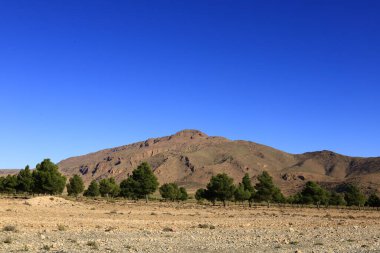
[57,130,380,194]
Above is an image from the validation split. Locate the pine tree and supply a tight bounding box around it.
[204,173,236,207]
[299,181,329,207]
[254,171,283,206]
[99,178,120,197]
[16,165,34,194]
[84,180,100,197]
[234,183,251,204]
[125,162,159,202]
[241,173,255,206]
[66,175,85,197]
[32,159,66,195]
[341,184,366,207]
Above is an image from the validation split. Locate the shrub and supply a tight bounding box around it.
[3,225,17,232]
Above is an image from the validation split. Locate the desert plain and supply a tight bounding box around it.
[0,196,379,253]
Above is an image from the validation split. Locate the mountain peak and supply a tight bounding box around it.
[172,129,208,138]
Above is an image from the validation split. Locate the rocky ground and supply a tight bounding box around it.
[0,196,379,252]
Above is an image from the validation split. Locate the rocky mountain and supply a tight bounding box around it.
[57,130,380,194]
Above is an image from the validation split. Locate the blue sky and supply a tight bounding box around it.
[0,0,379,168]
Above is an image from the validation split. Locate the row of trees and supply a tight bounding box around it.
[0,159,66,195]
[195,172,380,208]
[81,162,162,201]
[73,162,189,202]
[288,181,370,207]
[0,160,188,202]
[195,172,284,207]
[0,159,379,208]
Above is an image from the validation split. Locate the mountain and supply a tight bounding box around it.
[57,130,380,194]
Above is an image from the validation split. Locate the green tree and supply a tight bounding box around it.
[159,183,180,201]
[84,180,100,197]
[179,187,188,201]
[125,162,159,202]
[66,175,85,197]
[299,181,329,207]
[1,175,18,194]
[204,173,236,207]
[32,159,66,195]
[16,165,34,194]
[273,187,286,203]
[0,177,4,192]
[195,188,205,202]
[341,184,366,207]
[287,193,302,205]
[99,178,120,197]
[254,171,283,205]
[119,177,139,199]
[234,183,251,204]
[241,173,255,206]
[329,192,346,206]
[366,193,380,208]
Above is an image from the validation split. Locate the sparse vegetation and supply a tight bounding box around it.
[3,236,12,244]
[57,224,66,231]
[162,227,174,232]
[3,225,17,232]
[87,241,99,250]
[42,244,51,251]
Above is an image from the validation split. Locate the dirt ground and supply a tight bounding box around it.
[0,196,379,253]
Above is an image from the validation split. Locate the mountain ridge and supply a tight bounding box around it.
[55,130,380,194]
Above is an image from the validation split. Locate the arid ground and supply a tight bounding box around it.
[0,196,379,253]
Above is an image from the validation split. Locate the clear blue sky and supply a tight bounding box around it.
[0,1,379,168]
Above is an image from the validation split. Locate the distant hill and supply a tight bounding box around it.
[56,130,380,194]
[0,169,20,176]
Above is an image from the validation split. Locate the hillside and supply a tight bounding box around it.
[57,130,380,194]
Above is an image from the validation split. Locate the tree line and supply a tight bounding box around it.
[0,159,379,208]
[0,159,188,202]
[195,171,380,208]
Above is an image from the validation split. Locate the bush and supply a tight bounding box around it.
[366,193,380,207]
[195,188,205,201]
[159,183,188,201]
[179,187,188,201]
